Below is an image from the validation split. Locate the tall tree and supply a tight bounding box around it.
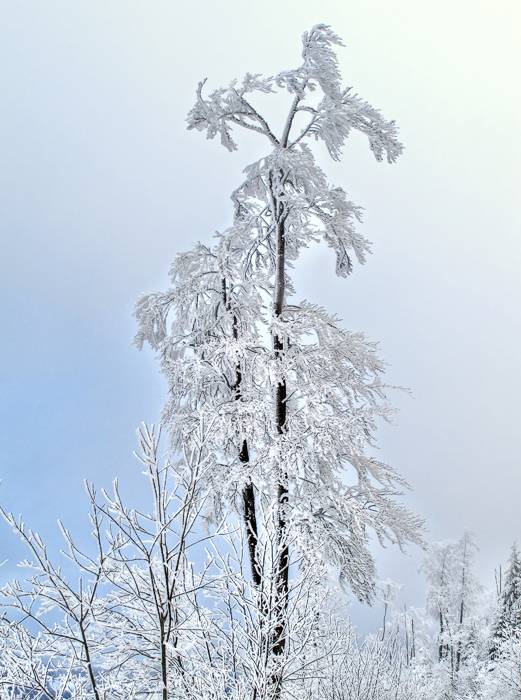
[454,532,479,671]
[423,540,455,663]
[423,532,479,673]
[136,23,422,689]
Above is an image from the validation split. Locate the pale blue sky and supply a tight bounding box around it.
[1,1,520,625]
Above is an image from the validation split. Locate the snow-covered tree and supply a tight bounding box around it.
[0,424,423,700]
[491,542,521,658]
[0,424,218,700]
[485,633,521,699]
[136,26,422,677]
[422,532,480,674]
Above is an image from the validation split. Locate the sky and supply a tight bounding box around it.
[1,1,520,627]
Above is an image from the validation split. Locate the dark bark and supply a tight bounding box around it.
[160,617,168,700]
[240,439,262,587]
[79,620,101,700]
[455,599,464,671]
[222,278,262,587]
[272,208,289,657]
[455,537,468,672]
[439,611,449,662]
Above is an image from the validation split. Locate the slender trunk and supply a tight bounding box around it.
[240,439,262,587]
[404,605,409,667]
[455,600,464,671]
[438,554,450,662]
[439,611,445,662]
[272,207,289,657]
[456,537,468,672]
[79,622,101,700]
[222,278,262,587]
[381,600,388,641]
[495,564,502,597]
[160,617,168,700]
[269,110,296,685]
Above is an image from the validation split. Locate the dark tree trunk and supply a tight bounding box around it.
[222,278,262,588]
[272,208,289,657]
[438,611,444,662]
[455,599,464,671]
[240,439,262,587]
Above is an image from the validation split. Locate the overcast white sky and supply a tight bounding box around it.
[1,1,520,628]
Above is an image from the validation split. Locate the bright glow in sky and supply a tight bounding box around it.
[1,1,520,627]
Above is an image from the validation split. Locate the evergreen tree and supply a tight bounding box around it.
[491,543,521,657]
